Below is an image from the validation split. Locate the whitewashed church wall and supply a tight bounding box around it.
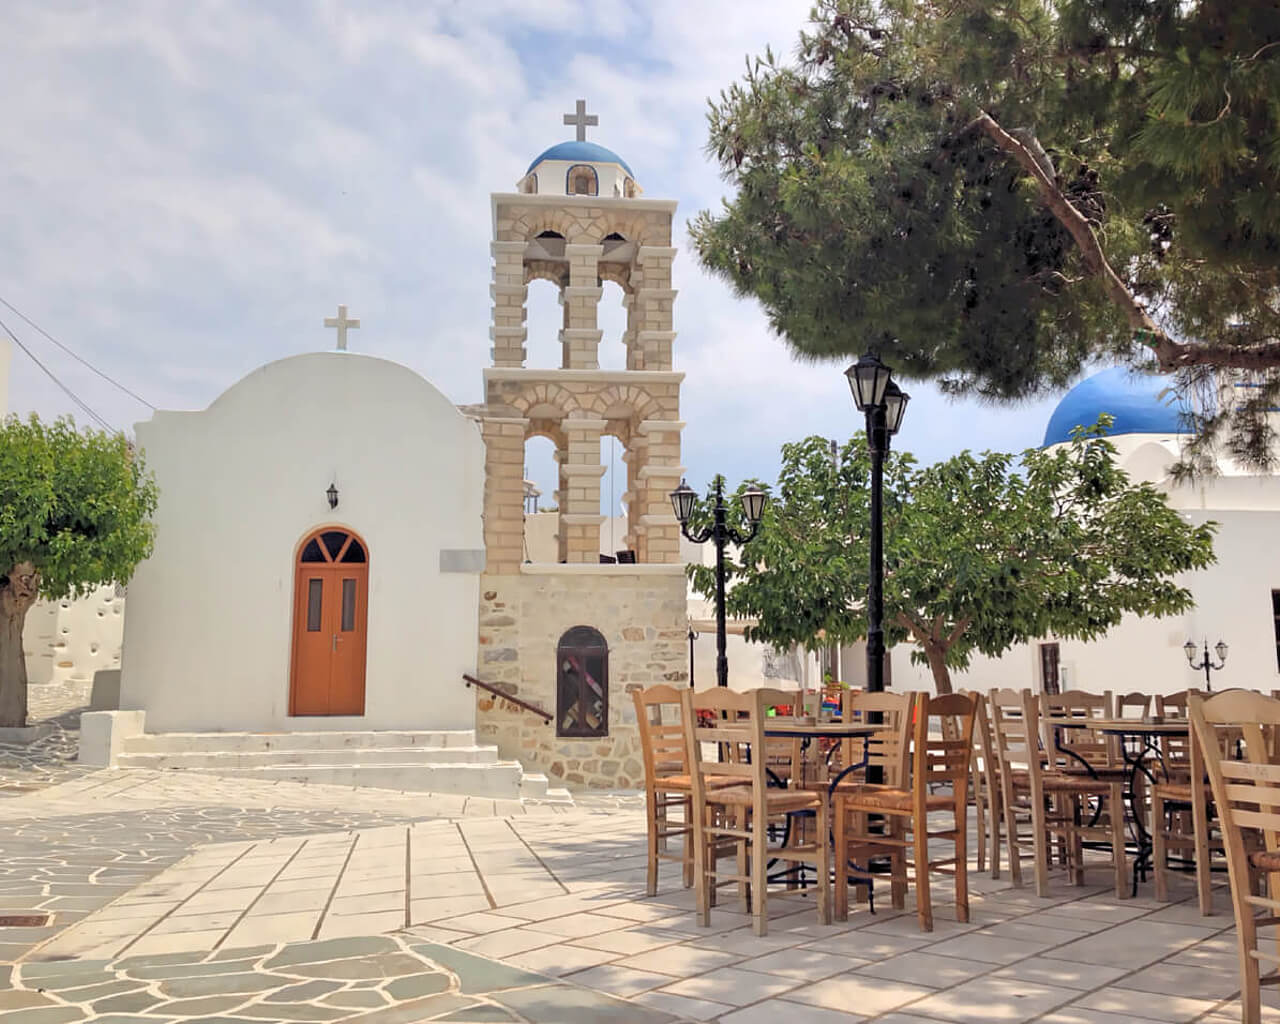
[119,352,485,733]
[892,508,1280,698]
[23,587,124,686]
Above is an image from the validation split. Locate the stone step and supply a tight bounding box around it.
[132,761,528,798]
[116,745,503,770]
[121,730,477,754]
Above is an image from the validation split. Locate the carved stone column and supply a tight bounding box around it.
[490,241,528,367]
[561,243,604,369]
[560,416,606,563]
[635,418,686,564]
[633,246,678,371]
[480,416,529,574]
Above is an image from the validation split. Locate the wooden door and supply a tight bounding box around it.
[1039,642,1061,696]
[290,529,369,716]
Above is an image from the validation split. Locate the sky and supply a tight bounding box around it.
[1,0,1067,508]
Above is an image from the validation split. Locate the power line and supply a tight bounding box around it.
[0,295,155,410]
[0,314,114,431]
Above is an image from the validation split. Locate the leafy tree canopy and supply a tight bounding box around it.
[0,416,157,726]
[693,0,1280,470]
[689,420,1217,693]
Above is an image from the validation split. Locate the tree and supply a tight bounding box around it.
[0,416,157,727]
[690,422,1216,693]
[693,0,1280,469]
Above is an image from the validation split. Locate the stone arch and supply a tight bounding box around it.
[508,382,582,420]
[510,209,580,243]
[525,260,568,289]
[592,384,664,423]
[596,262,633,294]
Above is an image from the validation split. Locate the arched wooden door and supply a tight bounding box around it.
[290,528,369,716]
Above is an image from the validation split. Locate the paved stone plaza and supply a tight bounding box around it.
[1,682,1274,1023]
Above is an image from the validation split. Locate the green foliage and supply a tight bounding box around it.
[690,420,1217,689]
[694,0,1280,464]
[0,415,157,599]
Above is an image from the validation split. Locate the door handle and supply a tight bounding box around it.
[332,633,338,653]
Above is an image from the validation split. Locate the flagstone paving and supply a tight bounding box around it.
[3,682,1277,1022]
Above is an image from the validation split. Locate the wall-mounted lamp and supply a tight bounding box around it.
[326,483,339,509]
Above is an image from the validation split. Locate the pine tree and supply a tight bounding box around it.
[693,0,1280,468]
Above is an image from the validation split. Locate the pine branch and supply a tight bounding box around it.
[971,110,1280,373]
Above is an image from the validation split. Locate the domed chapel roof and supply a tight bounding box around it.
[1043,366,1195,447]
[526,140,634,177]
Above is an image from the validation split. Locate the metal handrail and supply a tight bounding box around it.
[463,674,551,724]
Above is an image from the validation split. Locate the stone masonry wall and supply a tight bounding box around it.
[474,567,687,790]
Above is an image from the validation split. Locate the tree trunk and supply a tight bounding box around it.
[0,562,39,729]
[923,643,954,696]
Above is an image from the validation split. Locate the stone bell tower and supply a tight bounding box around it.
[471,101,689,791]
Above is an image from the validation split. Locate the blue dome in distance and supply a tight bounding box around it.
[527,140,634,177]
[1043,367,1195,447]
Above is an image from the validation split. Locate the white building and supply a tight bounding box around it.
[893,367,1280,698]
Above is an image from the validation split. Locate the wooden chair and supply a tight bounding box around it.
[964,690,1006,881]
[834,692,976,931]
[1190,690,1280,1024]
[1116,692,1152,718]
[1152,714,1231,911]
[632,685,738,897]
[1041,689,1124,777]
[989,688,1128,898]
[682,687,831,936]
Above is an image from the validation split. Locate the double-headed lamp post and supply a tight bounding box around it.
[1184,638,1228,693]
[845,353,910,695]
[670,477,768,687]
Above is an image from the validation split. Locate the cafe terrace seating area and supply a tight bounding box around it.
[606,683,1280,1023]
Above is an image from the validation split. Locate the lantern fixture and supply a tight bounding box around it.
[669,479,698,525]
[883,381,910,436]
[845,352,894,412]
[1183,639,1198,664]
[740,487,767,526]
[326,483,339,510]
[1215,640,1229,662]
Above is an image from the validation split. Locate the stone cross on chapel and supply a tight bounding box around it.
[563,99,598,142]
[324,304,360,351]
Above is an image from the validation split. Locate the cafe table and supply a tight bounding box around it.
[1050,716,1190,896]
[761,719,881,896]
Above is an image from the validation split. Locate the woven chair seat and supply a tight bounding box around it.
[835,786,956,812]
[1008,769,1118,794]
[656,773,743,792]
[1153,781,1211,802]
[707,786,821,812]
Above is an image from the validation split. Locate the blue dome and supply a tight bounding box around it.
[1043,367,1195,446]
[526,140,634,177]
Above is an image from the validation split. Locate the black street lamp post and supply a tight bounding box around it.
[845,353,910,696]
[671,476,767,688]
[1184,638,1228,692]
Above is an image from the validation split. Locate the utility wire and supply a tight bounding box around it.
[0,295,155,410]
[0,314,114,431]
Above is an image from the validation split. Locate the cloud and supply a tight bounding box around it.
[1,0,1064,487]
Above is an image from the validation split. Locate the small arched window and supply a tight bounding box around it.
[556,626,608,737]
[623,177,637,198]
[566,164,599,197]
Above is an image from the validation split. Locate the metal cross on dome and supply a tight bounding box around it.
[563,99,598,142]
[324,304,360,351]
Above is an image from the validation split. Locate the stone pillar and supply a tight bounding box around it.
[481,416,528,574]
[561,243,604,370]
[633,246,678,372]
[490,241,528,368]
[623,433,648,562]
[561,416,606,563]
[635,419,686,564]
